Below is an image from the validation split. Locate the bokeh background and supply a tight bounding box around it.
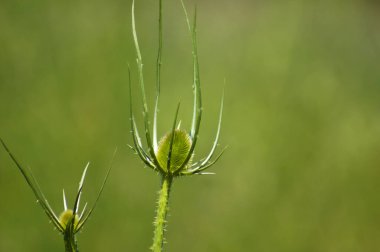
[1,0,380,251]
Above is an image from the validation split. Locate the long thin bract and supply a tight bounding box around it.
[198,90,224,167]
[76,148,116,233]
[153,0,163,152]
[176,1,202,175]
[128,66,157,169]
[166,102,181,171]
[0,138,64,232]
[132,0,162,171]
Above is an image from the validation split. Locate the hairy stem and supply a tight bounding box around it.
[151,175,173,252]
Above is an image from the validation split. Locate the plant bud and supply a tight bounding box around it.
[156,129,192,173]
[59,209,79,230]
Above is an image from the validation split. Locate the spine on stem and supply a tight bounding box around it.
[151,176,173,252]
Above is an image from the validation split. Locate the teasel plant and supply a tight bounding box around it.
[129,0,226,251]
[0,138,114,252]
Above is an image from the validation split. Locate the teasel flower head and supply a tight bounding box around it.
[128,0,226,178]
[0,139,113,251]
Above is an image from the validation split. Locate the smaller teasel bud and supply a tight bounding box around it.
[0,138,115,252]
[59,209,79,230]
[156,129,192,173]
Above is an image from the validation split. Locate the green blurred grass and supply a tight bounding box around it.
[1,0,380,251]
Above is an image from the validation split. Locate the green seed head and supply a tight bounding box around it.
[156,129,192,173]
[59,209,79,230]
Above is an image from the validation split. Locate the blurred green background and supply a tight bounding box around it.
[1,0,380,251]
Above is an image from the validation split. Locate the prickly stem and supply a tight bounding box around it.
[151,175,173,252]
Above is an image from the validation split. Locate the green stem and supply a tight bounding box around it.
[63,233,78,252]
[63,217,79,252]
[151,175,173,252]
